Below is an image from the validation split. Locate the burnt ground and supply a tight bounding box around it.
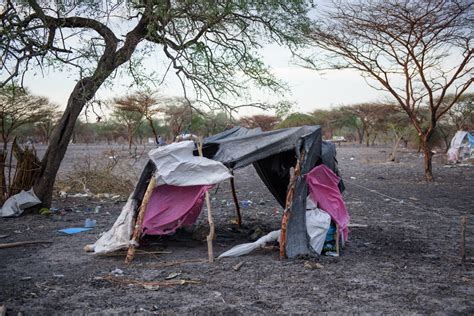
[0,144,473,314]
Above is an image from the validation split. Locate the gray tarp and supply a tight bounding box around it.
[129,125,342,258]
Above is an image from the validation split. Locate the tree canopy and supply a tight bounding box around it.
[306,0,473,180]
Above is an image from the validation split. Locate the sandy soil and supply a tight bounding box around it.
[1,144,473,314]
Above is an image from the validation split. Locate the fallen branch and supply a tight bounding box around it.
[146,258,207,268]
[0,240,52,249]
[461,215,467,264]
[98,274,201,288]
[105,250,171,257]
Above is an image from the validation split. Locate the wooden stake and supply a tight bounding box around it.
[335,224,340,256]
[197,139,215,262]
[280,150,305,259]
[125,175,156,264]
[461,215,467,264]
[229,170,242,227]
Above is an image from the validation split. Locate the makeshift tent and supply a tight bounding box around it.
[88,125,347,259]
[447,131,474,163]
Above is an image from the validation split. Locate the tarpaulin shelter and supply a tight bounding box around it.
[447,131,474,163]
[88,125,345,259]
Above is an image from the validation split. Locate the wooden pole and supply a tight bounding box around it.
[125,175,156,264]
[461,215,467,264]
[197,139,215,262]
[335,224,340,256]
[280,150,305,259]
[229,170,242,227]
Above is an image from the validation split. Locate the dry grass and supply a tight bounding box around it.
[55,155,136,196]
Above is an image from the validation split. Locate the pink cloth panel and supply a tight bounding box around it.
[142,184,211,235]
[306,164,350,240]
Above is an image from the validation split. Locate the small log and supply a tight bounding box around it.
[229,170,242,227]
[125,175,156,264]
[461,215,467,264]
[0,240,52,249]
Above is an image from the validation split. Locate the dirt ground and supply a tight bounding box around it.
[1,144,473,314]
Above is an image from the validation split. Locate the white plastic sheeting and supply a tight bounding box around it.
[306,208,331,254]
[148,141,232,186]
[447,131,471,162]
[218,197,331,258]
[89,197,137,254]
[0,188,41,217]
[218,230,281,258]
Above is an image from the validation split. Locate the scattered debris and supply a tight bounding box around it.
[304,261,324,270]
[348,223,368,228]
[408,197,419,201]
[0,240,52,249]
[240,200,252,208]
[232,261,245,271]
[350,176,356,180]
[165,272,181,280]
[53,274,65,278]
[58,228,93,235]
[20,277,32,281]
[0,235,9,239]
[111,268,124,276]
[84,218,97,228]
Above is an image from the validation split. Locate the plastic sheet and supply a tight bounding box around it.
[0,188,41,217]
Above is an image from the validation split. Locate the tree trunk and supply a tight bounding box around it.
[147,117,159,144]
[389,135,402,162]
[420,138,434,181]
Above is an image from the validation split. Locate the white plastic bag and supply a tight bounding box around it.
[0,188,41,217]
[306,208,331,254]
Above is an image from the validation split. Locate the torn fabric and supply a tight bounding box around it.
[148,141,232,186]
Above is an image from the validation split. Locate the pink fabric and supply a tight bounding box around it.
[306,164,350,241]
[142,184,212,235]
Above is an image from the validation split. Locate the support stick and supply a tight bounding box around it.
[197,139,215,262]
[335,224,340,256]
[461,215,467,264]
[125,175,156,264]
[280,150,305,259]
[229,170,242,227]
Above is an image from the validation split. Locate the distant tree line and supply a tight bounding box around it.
[2,86,472,154]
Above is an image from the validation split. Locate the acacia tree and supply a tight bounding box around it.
[340,103,396,147]
[1,0,313,206]
[163,103,193,139]
[240,114,280,131]
[111,103,144,150]
[114,92,161,144]
[306,0,472,180]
